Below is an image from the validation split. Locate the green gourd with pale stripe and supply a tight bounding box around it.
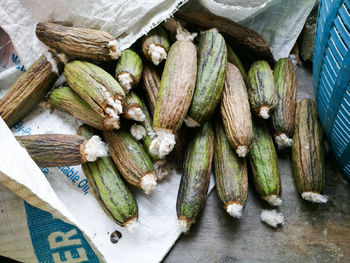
[65,60,125,111]
[78,125,138,227]
[153,40,197,133]
[291,99,327,203]
[123,91,145,122]
[213,120,248,217]
[271,58,297,148]
[176,122,214,232]
[49,86,113,131]
[185,29,227,127]
[249,119,282,206]
[142,25,170,65]
[103,128,157,195]
[64,60,125,129]
[247,61,278,119]
[115,49,143,93]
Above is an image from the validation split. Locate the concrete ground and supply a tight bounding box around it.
[163,64,350,263]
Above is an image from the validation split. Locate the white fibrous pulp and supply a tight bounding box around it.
[108,40,120,59]
[149,130,175,159]
[176,27,197,42]
[84,135,109,162]
[95,81,122,129]
[226,203,243,218]
[141,173,157,195]
[302,192,328,203]
[178,219,191,233]
[128,107,145,122]
[148,44,167,65]
[130,124,146,141]
[275,133,293,149]
[260,209,284,228]
[118,72,133,92]
[125,217,138,233]
[236,145,248,157]
[266,195,282,206]
[259,106,270,119]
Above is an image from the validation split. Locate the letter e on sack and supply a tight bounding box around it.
[49,229,88,262]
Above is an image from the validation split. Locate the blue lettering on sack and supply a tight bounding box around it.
[58,167,90,195]
[12,53,26,72]
[12,121,31,135]
[24,202,99,263]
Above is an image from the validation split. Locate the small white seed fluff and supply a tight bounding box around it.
[97,81,120,112]
[259,107,270,119]
[184,116,200,128]
[105,107,120,128]
[260,209,284,228]
[105,107,118,119]
[104,116,120,129]
[275,133,293,149]
[154,161,169,181]
[236,145,248,157]
[175,27,197,41]
[302,192,328,203]
[266,195,282,206]
[141,173,157,195]
[118,72,133,92]
[95,82,123,126]
[128,107,145,122]
[178,219,191,233]
[130,124,146,140]
[84,135,109,162]
[125,217,138,233]
[226,203,243,218]
[148,44,167,65]
[149,130,176,159]
[111,99,123,114]
[108,40,121,59]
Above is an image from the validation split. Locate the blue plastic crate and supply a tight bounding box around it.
[313,0,350,177]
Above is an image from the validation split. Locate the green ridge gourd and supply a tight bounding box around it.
[214,120,248,218]
[176,122,214,233]
[184,28,227,127]
[271,58,297,149]
[78,125,139,232]
[292,99,327,203]
[249,119,282,206]
[247,61,278,119]
[115,49,143,93]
